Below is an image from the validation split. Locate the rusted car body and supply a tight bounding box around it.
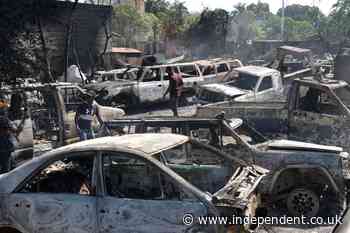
[0,134,265,233]
[195,58,243,83]
[197,77,350,153]
[104,117,348,217]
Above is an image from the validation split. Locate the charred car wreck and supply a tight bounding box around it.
[87,59,243,109]
[105,117,349,217]
[0,134,265,233]
[197,76,350,154]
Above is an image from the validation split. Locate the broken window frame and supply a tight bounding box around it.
[100,150,198,202]
[14,151,99,196]
[295,84,344,116]
[257,76,273,92]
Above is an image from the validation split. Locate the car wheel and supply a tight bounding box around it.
[286,188,320,217]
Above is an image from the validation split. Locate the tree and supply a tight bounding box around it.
[112,4,155,47]
[247,1,271,20]
[145,0,170,16]
[261,14,317,41]
[328,0,350,42]
[277,4,324,22]
[186,9,230,56]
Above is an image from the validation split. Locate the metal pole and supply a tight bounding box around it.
[281,0,285,41]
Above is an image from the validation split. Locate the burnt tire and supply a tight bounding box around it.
[287,188,320,217]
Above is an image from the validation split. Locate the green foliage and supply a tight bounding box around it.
[329,0,350,40]
[113,4,156,44]
[277,4,324,22]
[261,14,317,41]
[246,1,271,19]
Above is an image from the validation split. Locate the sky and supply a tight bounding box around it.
[168,0,337,15]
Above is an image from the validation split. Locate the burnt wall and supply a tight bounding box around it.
[41,1,113,77]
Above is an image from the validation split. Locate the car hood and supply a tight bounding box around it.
[202,84,249,97]
[212,166,266,210]
[86,80,136,92]
[266,139,343,153]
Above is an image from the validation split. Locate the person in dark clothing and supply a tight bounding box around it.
[163,67,184,117]
[75,91,103,141]
[0,95,24,174]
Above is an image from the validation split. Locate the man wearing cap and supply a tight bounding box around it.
[0,95,24,174]
[75,91,103,140]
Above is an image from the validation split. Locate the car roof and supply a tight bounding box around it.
[59,133,189,155]
[0,134,188,193]
[234,66,278,77]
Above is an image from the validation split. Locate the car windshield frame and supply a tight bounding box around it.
[227,72,259,91]
[333,85,350,110]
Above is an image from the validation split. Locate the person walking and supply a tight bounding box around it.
[0,96,24,174]
[75,91,103,140]
[163,67,183,117]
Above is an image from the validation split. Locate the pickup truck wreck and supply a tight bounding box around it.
[2,82,125,163]
[104,117,348,217]
[197,76,350,154]
[197,66,285,104]
[0,134,265,233]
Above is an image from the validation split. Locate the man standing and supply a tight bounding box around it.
[163,67,183,117]
[75,91,103,140]
[0,96,24,174]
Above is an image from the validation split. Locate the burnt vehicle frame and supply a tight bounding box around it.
[0,134,265,233]
[87,59,243,109]
[104,116,348,217]
[3,82,124,160]
[197,76,350,154]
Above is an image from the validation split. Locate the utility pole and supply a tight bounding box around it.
[281,0,285,41]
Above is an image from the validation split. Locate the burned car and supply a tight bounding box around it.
[0,134,265,233]
[197,66,285,105]
[87,60,242,109]
[197,76,350,154]
[105,117,348,217]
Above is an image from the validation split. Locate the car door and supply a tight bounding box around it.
[137,68,165,103]
[288,84,346,146]
[254,75,275,102]
[215,63,230,82]
[58,86,87,141]
[98,151,209,233]
[7,151,98,233]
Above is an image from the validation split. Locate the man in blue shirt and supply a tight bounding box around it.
[75,91,103,140]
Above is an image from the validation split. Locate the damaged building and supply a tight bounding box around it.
[0,0,113,83]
